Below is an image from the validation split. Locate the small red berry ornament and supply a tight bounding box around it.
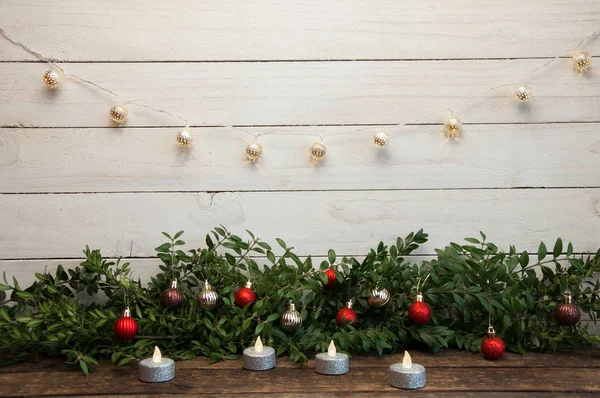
[408,293,432,325]
[161,279,185,310]
[113,307,138,341]
[481,326,505,360]
[324,268,337,289]
[234,281,256,308]
[336,300,358,327]
[555,291,581,326]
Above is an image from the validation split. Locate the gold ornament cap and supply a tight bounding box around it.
[346,299,353,309]
[563,291,572,304]
[288,301,296,311]
[122,307,132,317]
[487,326,496,339]
[203,280,213,291]
[245,281,253,289]
[170,279,178,289]
[416,293,424,303]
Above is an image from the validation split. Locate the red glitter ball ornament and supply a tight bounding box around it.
[555,291,581,326]
[161,279,186,309]
[324,268,337,289]
[336,300,358,326]
[113,307,138,341]
[481,327,506,360]
[234,281,256,308]
[408,294,432,325]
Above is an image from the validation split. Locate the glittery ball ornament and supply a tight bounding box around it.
[444,116,462,139]
[515,85,532,102]
[555,291,581,326]
[281,301,303,332]
[234,281,256,308]
[310,141,327,160]
[109,104,128,124]
[113,307,138,341]
[245,141,262,161]
[160,279,185,310]
[369,287,390,307]
[481,326,505,360]
[336,300,358,327]
[408,294,432,325]
[572,51,592,72]
[373,131,389,147]
[43,69,63,89]
[324,268,337,289]
[176,129,192,147]
[198,280,219,310]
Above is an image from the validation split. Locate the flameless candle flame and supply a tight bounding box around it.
[327,340,336,357]
[254,336,264,353]
[152,346,162,363]
[402,351,412,369]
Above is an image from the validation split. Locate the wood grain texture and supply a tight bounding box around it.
[0,0,599,61]
[1,189,599,259]
[0,60,598,128]
[1,123,599,193]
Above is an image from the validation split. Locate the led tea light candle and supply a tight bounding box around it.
[139,346,175,383]
[315,340,349,375]
[243,336,276,371]
[388,351,426,389]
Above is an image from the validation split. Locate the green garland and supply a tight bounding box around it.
[1,227,599,374]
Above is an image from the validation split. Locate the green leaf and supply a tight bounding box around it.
[537,242,547,261]
[553,238,563,258]
[276,238,287,250]
[328,249,336,264]
[80,361,89,376]
[174,231,184,239]
[266,313,279,322]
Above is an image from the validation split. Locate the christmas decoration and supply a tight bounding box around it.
[515,85,532,102]
[43,69,62,88]
[573,51,592,72]
[176,129,192,147]
[336,300,358,327]
[109,104,128,124]
[198,280,219,310]
[138,346,175,383]
[408,294,432,325]
[160,279,185,310]
[324,268,337,289]
[481,326,506,360]
[310,141,327,160]
[444,116,462,139]
[113,307,138,341]
[555,291,581,326]
[234,281,256,308]
[280,301,302,332]
[245,142,262,161]
[373,131,389,147]
[369,287,390,307]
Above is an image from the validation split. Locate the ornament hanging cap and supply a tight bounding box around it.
[122,307,131,317]
[346,299,353,309]
[203,280,212,290]
[245,281,253,289]
[288,301,295,311]
[415,293,424,302]
[487,326,496,339]
[170,279,178,289]
[563,291,572,304]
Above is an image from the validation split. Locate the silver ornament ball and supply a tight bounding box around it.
[310,141,327,160]
[176,129,192,147]
[198,281,219,309]
[281,302,302,332]
[245,141,263,161]
[109,104,128,124]
[515,85,532,102]
[373,131,389,147]
[43,69,63,89]
[369,288,390,307]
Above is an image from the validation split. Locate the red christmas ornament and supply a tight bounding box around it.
[555,291,581,326]
[324,268,337,289]
[234,281,256,308]
[113,307,138,341]
[161,279,185,309]
[481,326,505,360]
[408,293,432,325]
[336,300,358,326]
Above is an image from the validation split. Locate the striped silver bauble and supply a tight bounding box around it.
[198,280,219,310]
[281,301,302,332]
[369,287,390,308]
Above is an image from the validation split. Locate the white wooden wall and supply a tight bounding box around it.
[0,0,599,316]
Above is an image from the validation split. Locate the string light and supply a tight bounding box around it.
[42,69,62,89]
[310,141,327,160]
[245,141,263,161]
[109,104,128,124]
[515,85,532,102]
[373,131,389,147]
[572,51,592,72]
[444,116,462,139]
[176,128,192,147]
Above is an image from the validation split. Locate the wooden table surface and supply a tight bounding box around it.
[0,349,598,397]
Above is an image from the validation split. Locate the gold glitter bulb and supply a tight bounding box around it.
[245,142,262,161]
[373,131,389,147]
[176,129,192,146]
[310,141,327,160]
[515,85,532,102]
[43,69,63,89]
[109,104,128,124]
[572,51,592,72]
[444,116,462,139]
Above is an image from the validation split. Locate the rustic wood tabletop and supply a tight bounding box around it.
[0,349,598,397]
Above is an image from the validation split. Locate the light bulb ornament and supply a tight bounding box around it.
[373,130,389,147]
[515,85,533,102]
[444,116,462,139]
[43,69,63,89]
[176,127,193,147]
[245,141,263,161]
[310,140,327,160]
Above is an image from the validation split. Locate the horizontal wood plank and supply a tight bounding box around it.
[0,0,599,61]
[1,123,599,193]
[0,60,598,128]
[1,189,599,259]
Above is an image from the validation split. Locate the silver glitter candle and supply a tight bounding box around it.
[243,337,276,371]
[388,351,426,389]
[139,346,175,383]
[315,341,349,375]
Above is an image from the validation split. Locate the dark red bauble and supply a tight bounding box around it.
[234,282,256,308]
[555,303,581,326]
[408,300,432,325]
[481,327,505,360]
[336,301,358,326]
[324,268,337,289]
[114,308,138,341]
[161,279,185,309]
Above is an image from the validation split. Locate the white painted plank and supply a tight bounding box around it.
[1,123,599,193]
[0,60,598,128]
[0,189,599,259]
[0,0,598,61]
